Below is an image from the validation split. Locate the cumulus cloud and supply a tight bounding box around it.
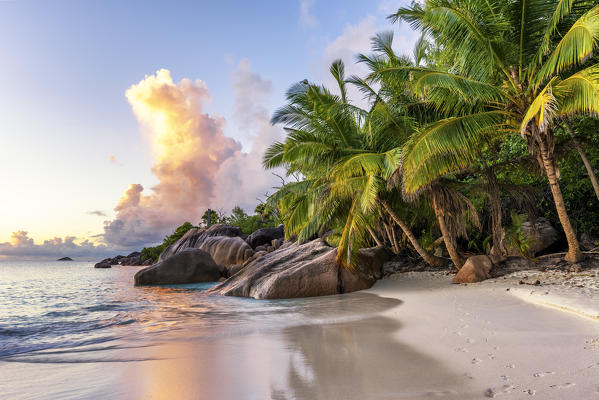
[101,66,282,248]
[212,59,285,211]
[86,210,107,217]
[101,69,242,248]
[299,0,317,27]
[0,231,112,260]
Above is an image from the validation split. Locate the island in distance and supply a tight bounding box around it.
[56,257,73,261]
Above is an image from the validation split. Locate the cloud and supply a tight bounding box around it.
[299,0,317,27]
[0,231,112,260]
[320,3,420,106]
[100,69,242,248]
[212,59,285,212]
[86,210,107,217]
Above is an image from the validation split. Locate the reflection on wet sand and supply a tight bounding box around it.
[129,294,473,400]
[1,291,474,399]
[273,316,473,399]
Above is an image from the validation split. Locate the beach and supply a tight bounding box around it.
[1,262,598,399]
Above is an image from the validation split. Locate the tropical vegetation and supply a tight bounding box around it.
[263,0,599,269]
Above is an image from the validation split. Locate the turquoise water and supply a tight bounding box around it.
[0,261,400,361]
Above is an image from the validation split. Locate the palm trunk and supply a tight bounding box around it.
[486,167,506,258]
[538,133,583,263]
[391,225,400,253]
[564,121,599,203]
[380,199,445,267]
[383,222,398,254]
[431,190,465,269]
[367,226,384,247]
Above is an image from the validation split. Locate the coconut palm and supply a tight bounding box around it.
[384,0,599,262]
[264,59,444,267]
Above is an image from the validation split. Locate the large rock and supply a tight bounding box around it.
[508,217,559,256]
[341,246,391,292]
[94,252,145,268]
[245,225,284,249]
[158,224,244,262]
[206,239,390,299]
[197,236,254,267]
[134,249,221,285]
[94,258,112,268]
[119,251,142,266]
[453,255,494,284]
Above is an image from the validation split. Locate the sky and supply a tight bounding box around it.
[0,0,419,259]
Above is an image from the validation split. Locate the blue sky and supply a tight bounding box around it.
[0,0,418,258]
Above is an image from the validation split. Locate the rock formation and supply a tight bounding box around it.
[206,239,390,299]
[94,251,148,268]
[245,225,284,249]
[158,224,248,263]
[453,255,494,284]
[134,249,221,285]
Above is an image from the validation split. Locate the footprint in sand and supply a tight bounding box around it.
[549,382,575,389]
[506,364,516,369]
[485,385,517,397]
[588,363,599,369]
[472,358,482,364]
[488,353,495,360]
[525,389,536,395]
[455,347,469,353]
[466,338,476,343]
[500,375,509,381]
[533,371,555,377]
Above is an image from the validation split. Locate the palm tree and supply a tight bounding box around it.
[385,0,599,262]
[264,59,444,267]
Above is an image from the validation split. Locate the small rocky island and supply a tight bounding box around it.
[57,257,73,261]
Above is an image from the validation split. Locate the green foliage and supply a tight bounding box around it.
[257,0,599,266]
[140,222,197,262]
[201,209,224,227]
[224,206,278,235]
[505,212,531,257]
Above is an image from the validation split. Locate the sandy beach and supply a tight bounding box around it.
[369,269,599,399]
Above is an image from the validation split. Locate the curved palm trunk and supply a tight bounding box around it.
[431,190,465,269]
[486,167,506,258]
[380,199,445,267]
[538,133,583,263]
[564,121,599,203]
[367,226,384,247]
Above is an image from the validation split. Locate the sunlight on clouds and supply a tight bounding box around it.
[0,231,110,259]
[103,69,242,247]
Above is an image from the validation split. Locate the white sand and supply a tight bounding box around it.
[368,271,599,398]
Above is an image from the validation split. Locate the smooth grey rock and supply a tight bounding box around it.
[94,258,112,268]
[508,218,559,256]
[245,225,284,249]
[206,240,390,299]
[197,236,254,267]
[134,249,221,285]
[158,224,244,262]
